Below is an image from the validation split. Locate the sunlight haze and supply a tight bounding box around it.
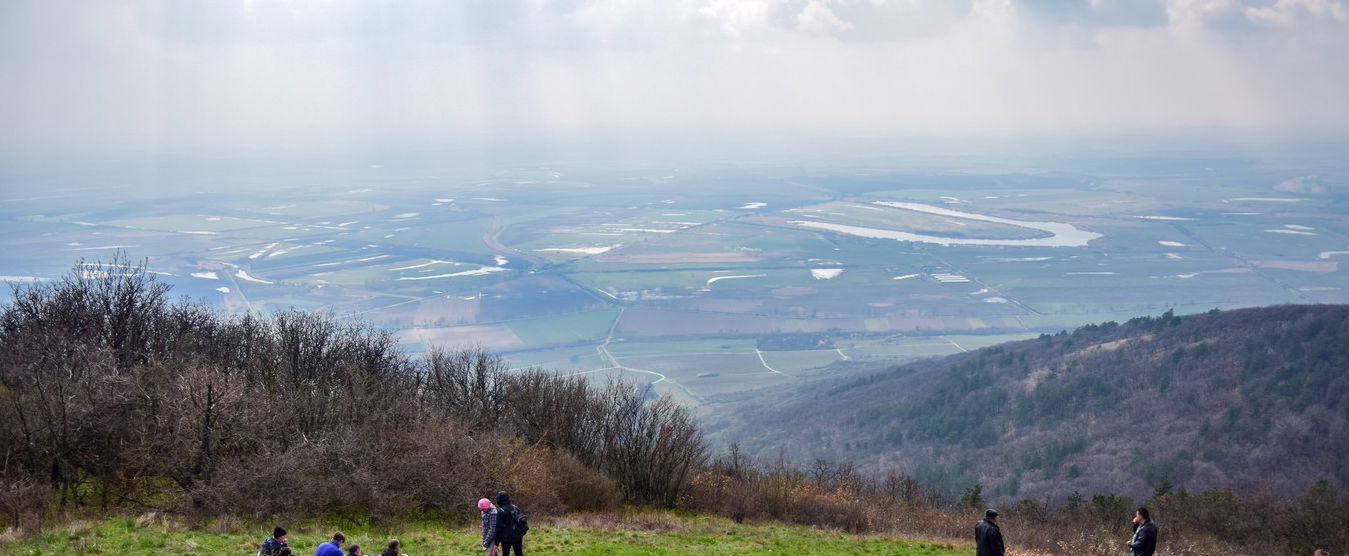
[3,0,1348,153]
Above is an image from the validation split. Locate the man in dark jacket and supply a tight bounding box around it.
[1128,507,1158,556]
[974,509,1004,556]
[259,526,288,556]
[495,491,527,556]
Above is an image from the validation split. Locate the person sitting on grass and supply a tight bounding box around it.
[479,497,498,555]
[315,531,346,556]
[379,538,408,556]
[346,544,362,556]
[259,526,289,556]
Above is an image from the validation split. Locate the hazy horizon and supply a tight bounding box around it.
[4,0,1349,157]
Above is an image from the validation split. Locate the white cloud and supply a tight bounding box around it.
[1165,0,1237,27]
[698,0,779,37]
[797,1,854,34]
[0,0,1346,154]
[1246,0,1349,25]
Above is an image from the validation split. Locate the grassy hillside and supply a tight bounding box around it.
[710,305,1349,501]
[0,511,964,556]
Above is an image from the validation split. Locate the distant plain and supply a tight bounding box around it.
[3,153,1346,405]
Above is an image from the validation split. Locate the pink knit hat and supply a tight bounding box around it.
[478,498,493,511]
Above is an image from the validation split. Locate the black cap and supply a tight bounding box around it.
[496,490,511,507]
[985,509,999,518]
[274,526,287,538]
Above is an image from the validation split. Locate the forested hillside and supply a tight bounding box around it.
[712,305,1349,501]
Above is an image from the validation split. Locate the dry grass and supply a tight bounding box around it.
[134,511,159,529]
[550,511,689,533]
[205,513,244,534]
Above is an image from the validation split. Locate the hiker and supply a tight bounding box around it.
[315,532,346,556]
[346,545,362,556]
[1128,507,1158,556]
[494,491,529,556]
[379,539,408,556]
[974,508,1004,556]
[259,526,289,556]
[480,497,499,555]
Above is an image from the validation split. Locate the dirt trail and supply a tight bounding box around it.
[589,308,705,404]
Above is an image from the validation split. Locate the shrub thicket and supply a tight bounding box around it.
[0,256,700,524]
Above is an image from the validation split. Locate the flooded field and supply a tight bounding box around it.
[3,156,1347,405]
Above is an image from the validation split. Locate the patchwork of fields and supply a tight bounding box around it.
[3,158,1347,405]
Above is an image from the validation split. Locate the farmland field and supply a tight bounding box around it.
[3,151,1347,405]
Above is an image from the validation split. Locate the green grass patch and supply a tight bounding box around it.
[607,338,758,358]
[502,345,610,372]
[508,310,620,346]
[760,349,844,374]
[0,511,965,556]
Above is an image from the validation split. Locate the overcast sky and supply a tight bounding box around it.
[2,0,1348,154]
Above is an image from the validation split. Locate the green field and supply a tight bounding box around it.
[508,310,620,346]
[607,338,759,358]
[0,511,964,556]
[759,349,846,373]
[502,345,612,371]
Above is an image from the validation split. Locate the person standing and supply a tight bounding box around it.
[495,491,529,556]
[479,498,499,555]
[1128,507,1158,556]
[315,532,346,556]
[974,509,1004,556]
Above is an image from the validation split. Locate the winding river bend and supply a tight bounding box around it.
[793,201,1103,247]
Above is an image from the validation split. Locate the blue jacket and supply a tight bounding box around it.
[315,540,343,556]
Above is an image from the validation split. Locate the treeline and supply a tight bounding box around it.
[0,257,702,526]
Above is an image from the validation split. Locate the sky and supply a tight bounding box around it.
[2,0,1348,155]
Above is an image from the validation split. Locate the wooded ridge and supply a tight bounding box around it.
[712,304,1349,502]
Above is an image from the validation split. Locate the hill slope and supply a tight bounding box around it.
[710,305,1349,501]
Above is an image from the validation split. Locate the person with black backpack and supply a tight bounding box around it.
[493,491,529,556]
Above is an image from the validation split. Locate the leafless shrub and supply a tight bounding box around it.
[0,477,49,531]
[550,451,622,512]
[592,381,706,507]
